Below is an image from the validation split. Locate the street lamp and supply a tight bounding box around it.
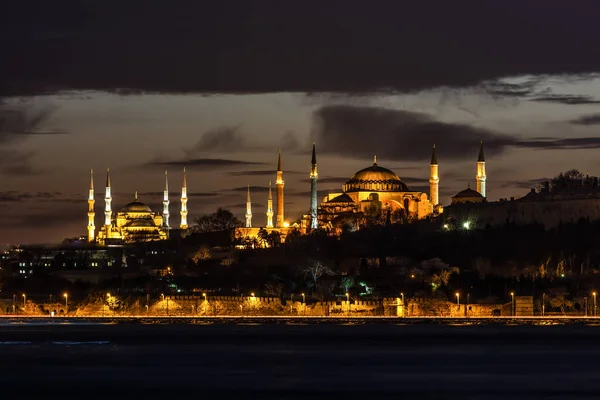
[510,292,515,317]
[542,292,546,317]
[22,293,26,308]
[593,292,597,317]
[346,292,350,316]
[202,293,207,315]
[302,293,306,316]
[455,292,460,307]
[63,293,68,309]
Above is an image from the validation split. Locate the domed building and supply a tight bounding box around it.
[450,187,485,205]
[88,168,190,245]
[308,156,437,232]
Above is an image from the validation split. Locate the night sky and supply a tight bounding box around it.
[3,1,600,245]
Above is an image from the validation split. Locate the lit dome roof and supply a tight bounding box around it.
[344,157,409,192]
[121,201,153,213]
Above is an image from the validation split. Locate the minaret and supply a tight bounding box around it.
[476,141,486,197]
[276,150,285,227]
[309,142,319,230]
[163,170,170,228]
[180,167,188,230]
[104,168,112,228]
[245,184,252,228]
[87,169,95,242]
[429,144,439,206]
[266,181,274,228]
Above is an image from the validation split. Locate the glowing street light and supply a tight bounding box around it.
[542,292,546,317]
[22,293,26,307]
[593,292,597,317]
[346,292,350,316]
[463,221,470,230]
[63,293,68,309]
[510,292,515,317]
[455,292,460,307]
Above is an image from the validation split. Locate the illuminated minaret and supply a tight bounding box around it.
[309,142,318,230]
[276,150,285,227]
[245,184,252,228]
[163,170,170,228]
[429,144,439,206]
[266,181,274,228]
[104,168,112,228]
[476,140,486,197]
[87,169,95,242]
[180,167,188,230]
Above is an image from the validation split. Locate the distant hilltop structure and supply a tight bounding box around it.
[87,168,189,245]
[445,169,600,230]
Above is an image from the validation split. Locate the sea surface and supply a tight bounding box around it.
[1,320,600,399]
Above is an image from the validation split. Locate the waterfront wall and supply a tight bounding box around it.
[0,296,525,317]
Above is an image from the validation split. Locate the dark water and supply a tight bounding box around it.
[2,321,600,399]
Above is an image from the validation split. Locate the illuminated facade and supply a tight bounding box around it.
[301,145,442,232]
[89,168,189,245]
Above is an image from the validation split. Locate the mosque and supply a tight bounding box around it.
[87,168,189,245]
[85,142,490,246]
[237,141,489,241]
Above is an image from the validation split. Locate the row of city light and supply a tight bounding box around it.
[15,292,69,307]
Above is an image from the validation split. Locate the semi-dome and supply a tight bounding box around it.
[121,201,153,213]
[343,157,409,192]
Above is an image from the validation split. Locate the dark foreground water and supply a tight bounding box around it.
[2,321,600,399]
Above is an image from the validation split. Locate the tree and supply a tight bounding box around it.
[550,169,585,192]
[548,288,573,314]
[304,259,334,289]
[257,228,270,247]
[263,281,284,297]
[340,276,355,293]
[193,208,242,233]
[191,246,211,263]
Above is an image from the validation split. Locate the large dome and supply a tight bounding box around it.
[344,158,409,192]
[121,201,153,213]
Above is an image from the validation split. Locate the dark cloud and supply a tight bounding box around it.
[280,131,300,152]
[225,203,265,210]
[0,191,61,202]
[4,2,600,95]
[311,105,512,161]
[0,151,39,176]
[502,178,551,190]
[187,125,243,154]
[481,79,541,98]
[138,191,218,198]
[0,204,84,231]
[530,95,600,105]
[147,158,268,169]
[0,104,65,142]
[516,138,600,150]
[299,177,348,184]
[227,169,304,177]
[228,185,270,193]
[311,105,600,160]
[570,114,600,126]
